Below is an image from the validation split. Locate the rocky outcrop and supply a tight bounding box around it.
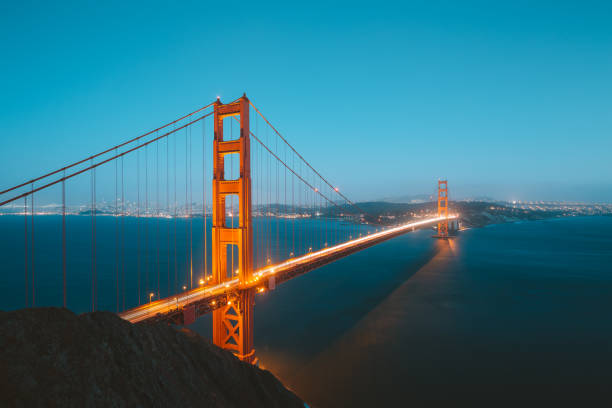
[0,308,304,407]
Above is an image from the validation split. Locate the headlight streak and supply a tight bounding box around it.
[119,216,456,323]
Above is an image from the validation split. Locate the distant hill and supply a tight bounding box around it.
[377,194,432,203]
[377,194,499,204]
[0,308,304,408]
[349,200,572,228]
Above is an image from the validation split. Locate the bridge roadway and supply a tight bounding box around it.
[119,215,456,324]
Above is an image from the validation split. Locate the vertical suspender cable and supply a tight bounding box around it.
[189,126,193,286]
[90,168,93,311]
[30,184,35,306]
[167,130,170,296]
[90,161,95,312]
[284,139,287,259]
[174,126,178,293]
[185,127,189,289]
[145,144,149,297]
[115,150,119,312]
[276,135,279,261]
[257,114,261,265]
[325,195,328,247]
[24,196,28,307]
[94,166,97,310]
[121,155,125,310]
[203,118,207,280]
[137,145,141,304]
[299,161,302,255]
[254,113,258,267]
[156,140,160,298]
[292,154,295,256]
[62,172,66,308]
[260,119,263,264]
[309,177,312,252]
[266,122,269,262]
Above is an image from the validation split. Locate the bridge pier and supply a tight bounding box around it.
[213,289,256,363]
[211,95,256,363]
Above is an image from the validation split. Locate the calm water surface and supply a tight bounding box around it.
[194,216,612,405]
[2,215,611,405]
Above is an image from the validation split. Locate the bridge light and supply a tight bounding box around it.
[211,300,216,305]
[149,293,155,303]
[235,269,239,275]
[227,300,232,305]
[199,279,205,285]
[182,285,187,290]
[334,187,339,192]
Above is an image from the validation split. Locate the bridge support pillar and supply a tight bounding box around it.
[434,180,449,239]
[213,289,256,363]
[211,95,255,363]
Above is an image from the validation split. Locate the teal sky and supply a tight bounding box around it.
[1,1,611,202]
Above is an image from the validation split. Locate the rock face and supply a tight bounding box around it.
[0,308,304,408]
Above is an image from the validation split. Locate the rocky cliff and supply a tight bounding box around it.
[0,308,304,407]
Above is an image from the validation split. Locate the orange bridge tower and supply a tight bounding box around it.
[211,95,256,364]
[434,179,449,238]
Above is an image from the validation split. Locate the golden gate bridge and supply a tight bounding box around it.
[0,94,457,364]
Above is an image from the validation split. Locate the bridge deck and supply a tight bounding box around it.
[119,216,455,324]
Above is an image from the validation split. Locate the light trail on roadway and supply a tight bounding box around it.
[119,215,457,323]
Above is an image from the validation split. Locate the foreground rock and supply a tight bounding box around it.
[0,308,304,407]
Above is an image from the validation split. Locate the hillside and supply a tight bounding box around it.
[354,201,567,227]
[0,308,304,408]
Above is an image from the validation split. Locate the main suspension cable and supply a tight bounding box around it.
[0,102,216,197]
[0,111,214,207]
[249,100,364,214]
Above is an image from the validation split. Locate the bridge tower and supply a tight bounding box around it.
[434,179,449,238]
[211,95,256,364]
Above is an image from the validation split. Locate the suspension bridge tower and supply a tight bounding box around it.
[211,94,256,364]
[434,179,450,239]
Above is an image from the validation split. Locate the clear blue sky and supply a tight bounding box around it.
[1,0,611,202]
